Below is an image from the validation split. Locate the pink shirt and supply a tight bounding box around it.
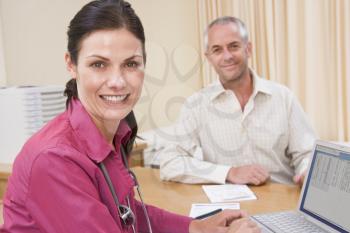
[1,99,191,233]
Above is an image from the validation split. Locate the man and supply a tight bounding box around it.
[159,16,316,185]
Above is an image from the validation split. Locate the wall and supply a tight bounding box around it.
[129,0,203,131]
[0,7,6,86]
[0,0,203,132]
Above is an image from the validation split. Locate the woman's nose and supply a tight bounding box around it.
[107,69,126,89]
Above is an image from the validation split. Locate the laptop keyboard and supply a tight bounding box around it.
[253,211,328,233]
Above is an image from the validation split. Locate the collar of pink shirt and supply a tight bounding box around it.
[68,98,132,163]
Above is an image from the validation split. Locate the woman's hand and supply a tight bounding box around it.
[227,217,261,233]
[189,209,260,233]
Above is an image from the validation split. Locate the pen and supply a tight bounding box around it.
[195,208,223,220]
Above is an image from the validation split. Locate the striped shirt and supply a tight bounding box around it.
[160,70,316,184]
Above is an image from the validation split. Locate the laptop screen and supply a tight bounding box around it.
[300,143,350,232]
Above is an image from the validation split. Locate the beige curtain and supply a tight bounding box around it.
[197,0,223,86]
[197,0,350,141]
[0,14,6,86]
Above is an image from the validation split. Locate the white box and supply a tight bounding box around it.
[0,86,66,163]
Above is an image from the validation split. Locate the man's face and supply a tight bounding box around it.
[205,23,252,85]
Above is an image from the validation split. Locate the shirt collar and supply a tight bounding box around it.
[68,98,131,163]
[250,69,272,97]
[209,69,272,101]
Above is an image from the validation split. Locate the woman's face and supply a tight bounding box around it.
[66,29,145,131]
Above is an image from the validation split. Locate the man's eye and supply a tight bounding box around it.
[228,44,240,50]
[212,49,222,54]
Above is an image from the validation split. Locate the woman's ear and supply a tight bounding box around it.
[65,53,77,79]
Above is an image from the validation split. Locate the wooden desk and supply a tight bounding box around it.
[0,200,3,225]
[129,142,148,167]
[0,167,300,226]
[0,164,12,200]
[131,167,301,215]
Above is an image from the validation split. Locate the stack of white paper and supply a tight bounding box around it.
[189,203,240,218]
[202,184,257,203]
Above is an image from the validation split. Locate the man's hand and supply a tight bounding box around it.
[189,210,260,233]
[293,171,306,186]
[226,164,269,185]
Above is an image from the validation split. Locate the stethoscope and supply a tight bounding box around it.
[99,145,153,233]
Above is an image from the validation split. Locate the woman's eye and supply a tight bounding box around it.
[125,61,140,68]
[91,62,105,69]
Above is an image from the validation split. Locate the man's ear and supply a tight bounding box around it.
[65,53,77,79]
[246,41,252,58]
[205,51,213,66]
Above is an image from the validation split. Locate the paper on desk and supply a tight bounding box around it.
[202,184,257,203]
[189,203,240,218]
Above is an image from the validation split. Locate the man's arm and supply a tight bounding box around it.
[159,98,231,184]
[160,143,231,184]
[287,93,316,185]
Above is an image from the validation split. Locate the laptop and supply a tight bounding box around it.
[251,140,350,233]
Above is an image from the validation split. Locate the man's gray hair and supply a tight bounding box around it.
[204,16,249,51]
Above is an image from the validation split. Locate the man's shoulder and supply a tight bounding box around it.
[183,88,209,109]
[258,78,293,97]
[185,82,220,105]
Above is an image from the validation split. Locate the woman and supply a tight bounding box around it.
[1,1,260,232]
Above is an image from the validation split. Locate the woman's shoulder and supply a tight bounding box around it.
[11,111,84,180]
[7,114,94,202]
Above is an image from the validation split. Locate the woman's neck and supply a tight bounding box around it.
[92,116,120,149]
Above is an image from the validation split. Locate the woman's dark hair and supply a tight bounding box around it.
[64,0,146,107]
